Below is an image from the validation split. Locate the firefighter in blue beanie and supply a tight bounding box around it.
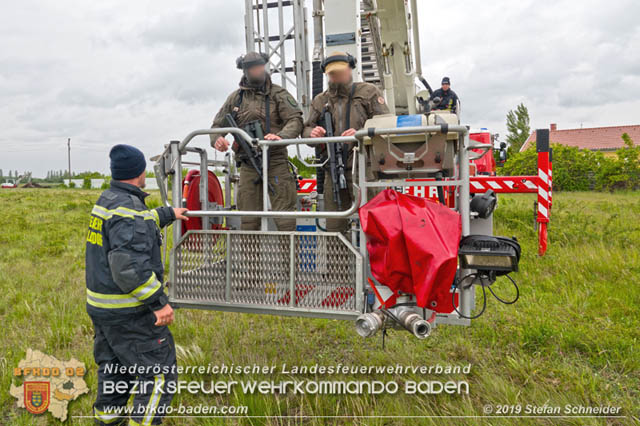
[85,144,188,425]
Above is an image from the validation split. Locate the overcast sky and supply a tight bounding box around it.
[1,0,639,177]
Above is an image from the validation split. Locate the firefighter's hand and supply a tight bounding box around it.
[173,208,189,221]
[310,126,326,138]
[264,133,282,140]
[153,303,174,326]
[341,128,356,137]
[214,137,229,151]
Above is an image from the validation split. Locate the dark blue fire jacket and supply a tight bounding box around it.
[85,180,175,324]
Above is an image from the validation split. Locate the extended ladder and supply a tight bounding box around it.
[244,0,312,114]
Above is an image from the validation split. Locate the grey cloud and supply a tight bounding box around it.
[138,1,244,51]
[2,0,640,177]
[418,0,640,137]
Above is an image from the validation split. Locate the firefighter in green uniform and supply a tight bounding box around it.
[303,51,390,233]
[210,51,303,230]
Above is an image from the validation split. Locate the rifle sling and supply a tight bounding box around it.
[323,83,357,167]
[230,87,272,154]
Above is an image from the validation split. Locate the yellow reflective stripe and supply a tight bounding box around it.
[128,420,140,426]
[130,273,162,301]
[94,407,121,423]
[91,205,159,224]
[86,296,143,309]
[87,273,163,309]
[91,205,114,220]
[150,209,160,227]
[87,288,134,300]
[142,374,164,425]
[116,206,157,221]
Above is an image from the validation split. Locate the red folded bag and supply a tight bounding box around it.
[359,189,461,311]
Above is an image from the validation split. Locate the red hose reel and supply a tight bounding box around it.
[181,169,225,234]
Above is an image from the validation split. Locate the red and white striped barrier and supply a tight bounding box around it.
[297,179,317,194]
[470,176,539,193]
[535,129,551,256]
[296,129,553,256]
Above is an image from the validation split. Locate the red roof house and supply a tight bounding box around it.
[520,123,640,154]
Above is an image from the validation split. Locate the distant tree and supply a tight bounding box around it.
[622,132,635,147]
[288,156,315,178]
[505,103,531,155]
[75,171,105,179]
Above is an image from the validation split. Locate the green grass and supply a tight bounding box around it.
[0,189,638,425]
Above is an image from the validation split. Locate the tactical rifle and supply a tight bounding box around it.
[319,110,347,209]
[225,113,275,194]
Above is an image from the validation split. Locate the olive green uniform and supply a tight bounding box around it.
[211,74,303,230]
[303,81,389,233]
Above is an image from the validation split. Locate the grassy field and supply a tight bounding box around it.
[0,188,638,425]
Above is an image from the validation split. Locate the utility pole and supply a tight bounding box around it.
[67,138,71,184]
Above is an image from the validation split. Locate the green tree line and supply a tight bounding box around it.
[500,133,640,191]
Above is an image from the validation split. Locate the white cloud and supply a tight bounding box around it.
[1,0,639,177]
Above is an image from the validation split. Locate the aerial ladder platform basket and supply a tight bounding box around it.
[152,0,547,339]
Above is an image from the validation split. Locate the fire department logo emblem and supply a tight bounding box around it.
[11,349,89,421]
[24,381,50,415]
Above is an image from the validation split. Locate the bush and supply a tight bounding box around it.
[82,177,92,189]
[500,133,640,191]
[500,144,603,191]
[100,181,110,190]
[595,134,640,191]
[68,181,76,189]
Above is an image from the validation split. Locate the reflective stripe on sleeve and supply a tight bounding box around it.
[130,273,163,301]
[150,209,160,227]
[91,205,159,226]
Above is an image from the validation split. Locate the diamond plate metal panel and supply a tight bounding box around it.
[229,233,290,306]
[295,234,356,311]
[172,231,360,316]
[174,233,227,302]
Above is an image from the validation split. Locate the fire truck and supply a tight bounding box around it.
[153,0,552,340]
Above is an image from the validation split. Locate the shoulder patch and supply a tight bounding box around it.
[103,190,117,200]
[354,82,382,99]
[286,95,298,107]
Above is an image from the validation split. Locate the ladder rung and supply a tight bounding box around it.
[267,34,294,42]
[270,66,295,73]
[253,0,293,10]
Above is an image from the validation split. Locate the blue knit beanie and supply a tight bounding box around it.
[109,144,146,180]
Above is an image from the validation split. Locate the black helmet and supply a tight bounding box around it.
[236,51,269,70]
